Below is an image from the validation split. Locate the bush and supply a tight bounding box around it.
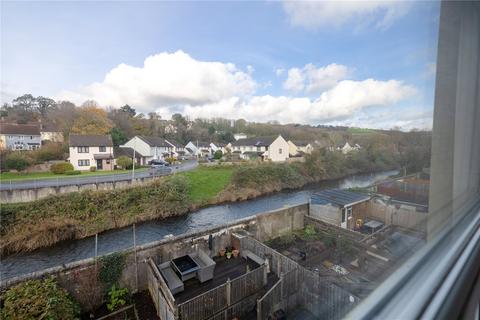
[1,277,80,320]
[107,285,129,312]
[214,150,223,160]
[99,253,126,289]
[5,152,32,171]
[89,166,97,172]
[33,142,66,162]
[116,156,132,169]
[50,162,74,174]
[303,225,318,239]
[65,170,81,175]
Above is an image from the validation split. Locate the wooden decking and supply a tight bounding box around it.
[174,255,259,304]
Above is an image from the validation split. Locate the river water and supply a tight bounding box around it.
[0,170,397,281]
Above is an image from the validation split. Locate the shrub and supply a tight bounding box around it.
[303,225,318,239]
[107,285,129,312]
[33,142,66,162]
[214,150,223,160]
[165,157,176,164]
[89,166,97,172]
[116,156,132,169]
[99,253,126,289]
[65,170,81,175]
[50,162,74,174]
[5,152,32,171]
[1,277,80,320]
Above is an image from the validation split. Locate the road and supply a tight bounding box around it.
[0,160,198,191]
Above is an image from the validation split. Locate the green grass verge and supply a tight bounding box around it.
[178,166,234,203]
[0,168,148,181]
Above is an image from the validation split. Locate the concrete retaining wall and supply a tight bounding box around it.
[0,203,309,311]
[0,177,157,204]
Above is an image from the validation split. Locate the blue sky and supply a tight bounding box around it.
[1,1,440,129]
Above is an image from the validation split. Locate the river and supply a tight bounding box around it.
[0,169,397,281]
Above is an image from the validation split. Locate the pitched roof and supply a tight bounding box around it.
[138,136,170,147]
[231,135,278,147]
[69,134,113,147]
[311,189,370,208]
[164,139,184,148]
[114,146,144,158]
[291,140,311,147]
[0,123,41,135]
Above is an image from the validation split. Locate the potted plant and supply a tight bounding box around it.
[232,249,240,258]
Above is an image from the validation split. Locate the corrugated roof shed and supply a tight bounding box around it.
[311,189,370,207]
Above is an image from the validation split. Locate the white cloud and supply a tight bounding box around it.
[275,68,285,77]
[283,63,350,94]
[56,51,418,129]
[283,68,305,92]
[282,1,411,31]
[181,79,416,124]
[56,50,256,110]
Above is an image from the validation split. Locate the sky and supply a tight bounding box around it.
[1,1,440,130]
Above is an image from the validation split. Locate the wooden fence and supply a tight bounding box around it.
[240,236,298,275]
[147,258,177,320]
[297,268,359,320]
[257,267,299,320]
[177,264,267,320]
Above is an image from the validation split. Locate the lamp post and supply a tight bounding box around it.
[131,137,136,183]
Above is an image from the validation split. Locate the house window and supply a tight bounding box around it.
[279,148,283,154]
[78,159,90,166]
[78,146,89,153]
[99,146,106,152]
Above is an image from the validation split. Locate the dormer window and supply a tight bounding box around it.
[99,146,106,152]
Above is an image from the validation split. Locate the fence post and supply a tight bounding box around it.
[280,273,284,299]
[94,234,98,273]
[256,299,262,320]
[133,224,138,293]
[263,264,268,286]
[226,278,231,306]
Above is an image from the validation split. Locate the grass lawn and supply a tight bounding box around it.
[178,166,234,203]
[0,168,148,181]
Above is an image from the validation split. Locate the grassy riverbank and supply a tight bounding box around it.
[0,150,400,256]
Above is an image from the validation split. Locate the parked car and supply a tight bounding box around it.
[149,160,170,167]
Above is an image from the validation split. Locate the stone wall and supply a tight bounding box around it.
[1,177,156,203]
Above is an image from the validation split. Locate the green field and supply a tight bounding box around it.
[179,166,234,203]
[0,168,148,181]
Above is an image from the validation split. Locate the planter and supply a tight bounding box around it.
[232,249,240,258]
[219,249,226,257]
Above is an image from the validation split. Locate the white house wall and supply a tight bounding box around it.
[266,136,289,162]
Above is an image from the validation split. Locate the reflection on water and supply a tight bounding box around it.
[0,170,397,280]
